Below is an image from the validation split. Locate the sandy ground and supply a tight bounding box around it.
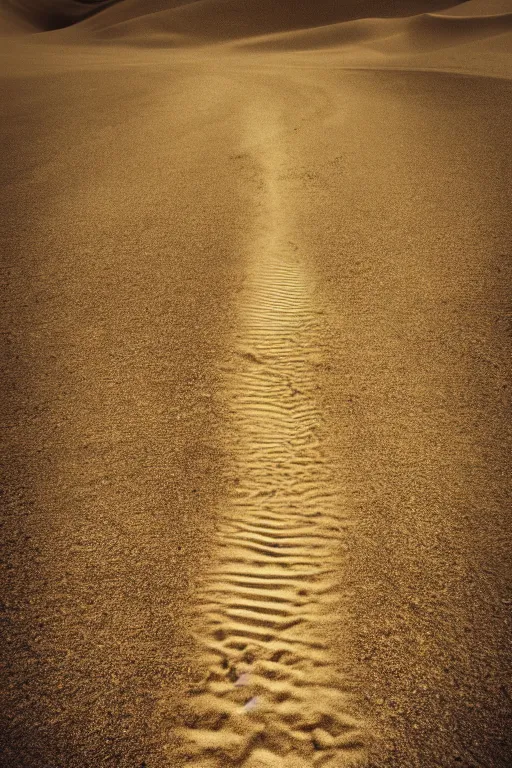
[1,1,511,767]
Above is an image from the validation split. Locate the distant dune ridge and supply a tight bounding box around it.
[0,0,466,34]
[1,0,511,36]
[1,0,511,76]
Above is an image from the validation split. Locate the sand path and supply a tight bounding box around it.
[176,95,365,767]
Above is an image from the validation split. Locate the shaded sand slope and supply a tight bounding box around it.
[436,0,512,13]
[0,0,119,32]
[18,0,507,79]
[43,0,471,41]
[0,4,36,34]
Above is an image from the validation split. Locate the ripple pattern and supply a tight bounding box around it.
[177,106,365,768]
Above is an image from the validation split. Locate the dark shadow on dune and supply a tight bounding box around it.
[2,0,473,37]
[1,0,120,30]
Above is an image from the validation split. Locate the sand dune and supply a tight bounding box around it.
[11,0,504,79]
[0,5,35,34]
[22,0,482,41]
[0,0,119,32]
[3,0,512,44]
[57,0,478,38]
[230,12,512,53]
[1,1,511,768]
[435,0,512,14]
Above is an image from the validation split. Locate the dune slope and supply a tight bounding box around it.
[20,0,475,40]
[20,0,506,79]
[0,0,120,31]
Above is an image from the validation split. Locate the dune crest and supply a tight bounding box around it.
[7,0,474,39]
[4,0,502,78]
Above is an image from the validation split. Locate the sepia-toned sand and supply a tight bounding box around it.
[1,1,511,767]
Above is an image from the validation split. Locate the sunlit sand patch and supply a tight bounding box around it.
[178,104,365,767]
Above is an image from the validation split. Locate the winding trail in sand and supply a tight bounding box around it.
[177,99,365,767]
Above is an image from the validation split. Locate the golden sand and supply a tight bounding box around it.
[1,2,511,767]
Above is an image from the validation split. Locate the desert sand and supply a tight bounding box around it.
[1,1,511,767]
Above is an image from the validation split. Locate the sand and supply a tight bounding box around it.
[1,1,511,767]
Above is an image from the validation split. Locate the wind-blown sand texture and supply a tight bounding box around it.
[1,1,511,767]
[177,105,366,766]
